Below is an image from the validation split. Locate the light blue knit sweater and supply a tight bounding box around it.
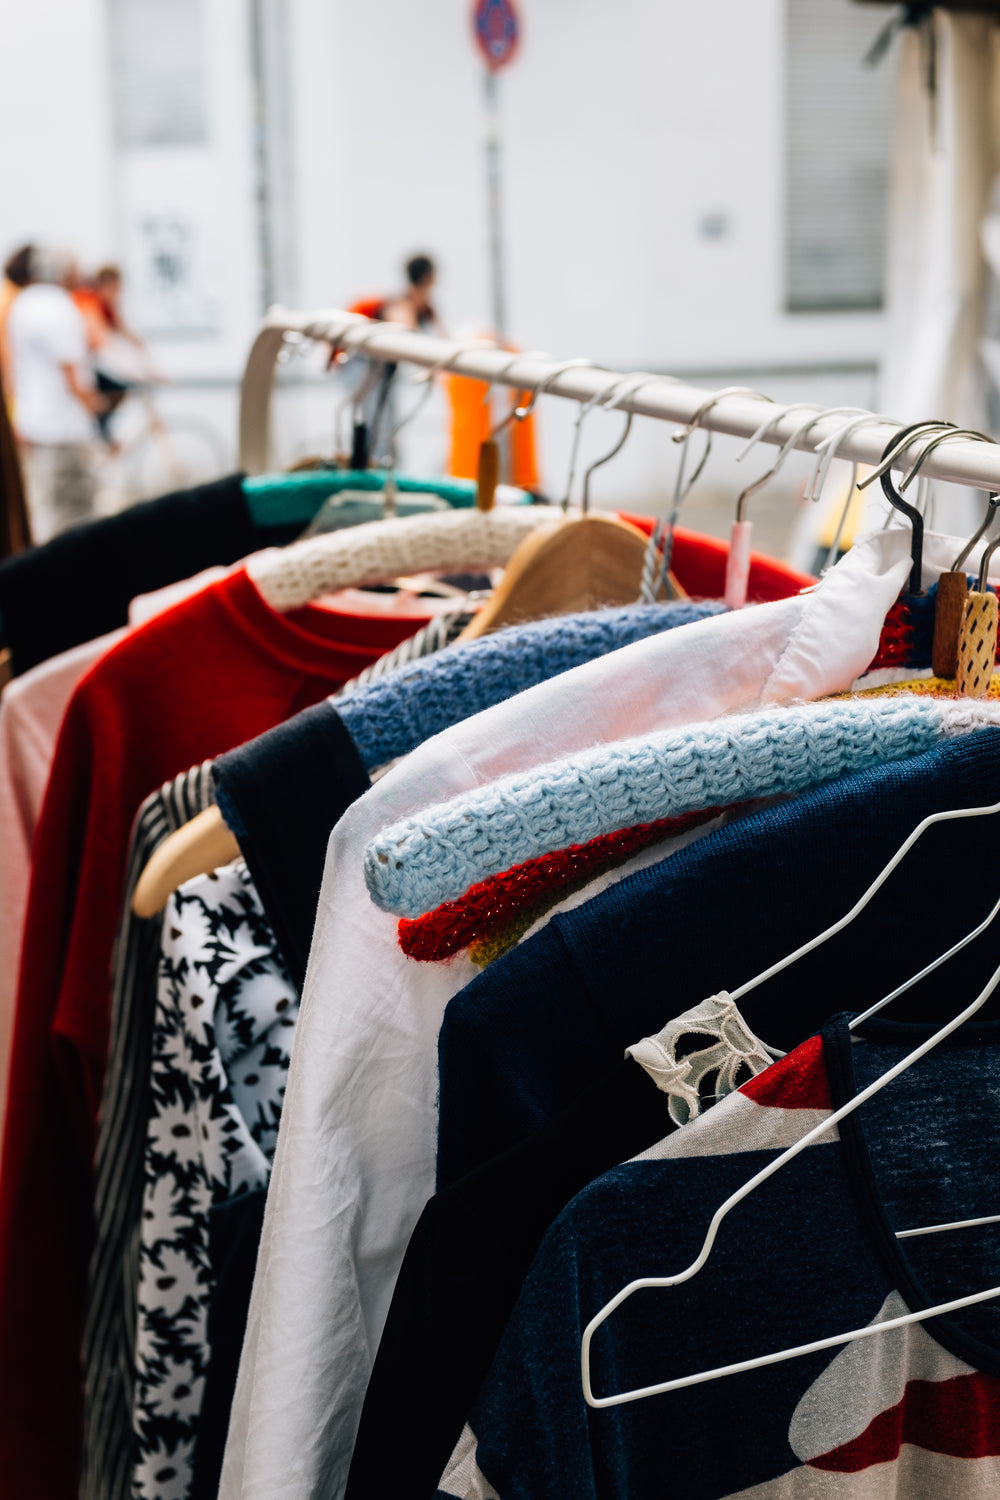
[336,600,725,771]
[363,696,1000,917]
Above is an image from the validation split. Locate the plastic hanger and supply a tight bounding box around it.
[582,796,1000,1407]
[725,404,874,608]
[456,366,664,642]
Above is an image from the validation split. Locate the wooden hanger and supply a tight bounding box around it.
[132,504,565,917]
[460,369,687,642]
[457,513,679,641]
[134,360,700,916]
[132,806,239,918]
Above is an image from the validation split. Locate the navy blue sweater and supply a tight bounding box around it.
[437,729,1000,1188]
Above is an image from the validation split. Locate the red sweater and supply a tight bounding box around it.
[0,568,433,1499]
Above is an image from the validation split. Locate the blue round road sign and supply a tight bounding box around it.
[473,0,520,71]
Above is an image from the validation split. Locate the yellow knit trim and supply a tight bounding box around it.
[836,676,1000,700]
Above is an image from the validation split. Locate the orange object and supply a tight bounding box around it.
[447,370,539,490]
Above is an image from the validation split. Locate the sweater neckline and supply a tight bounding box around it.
[215,567,435,675]
[823,1012,1000,1377]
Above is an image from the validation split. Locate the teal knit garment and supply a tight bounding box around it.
[337,600,725,771]
[242,470,530,527]
[363,696,1000,918]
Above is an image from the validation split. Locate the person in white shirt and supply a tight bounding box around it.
[8,246,102,543]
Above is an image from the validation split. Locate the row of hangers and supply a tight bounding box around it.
[133,331,1000,919]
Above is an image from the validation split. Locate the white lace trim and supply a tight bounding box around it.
[626,991,782,1127]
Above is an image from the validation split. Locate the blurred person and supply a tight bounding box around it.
[7,246,102,542]
[0,244,35,407]
[74,264,155,448]
[380,254,444,334]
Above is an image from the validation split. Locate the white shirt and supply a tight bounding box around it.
[7,284,93,445]
[220,527,959,1500]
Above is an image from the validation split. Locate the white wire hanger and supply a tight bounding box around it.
[582,795,1000,1408]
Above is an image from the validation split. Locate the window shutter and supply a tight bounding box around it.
[109,0,208,149]
[787,0,894,311]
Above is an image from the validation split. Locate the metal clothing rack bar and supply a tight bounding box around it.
[239,305,1000,494]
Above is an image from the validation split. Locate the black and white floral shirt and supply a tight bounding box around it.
[131,861,297,1500]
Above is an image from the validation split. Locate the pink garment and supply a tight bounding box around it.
[0,563,231,1125]
[0,632,124,1120]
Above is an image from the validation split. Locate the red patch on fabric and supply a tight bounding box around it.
[809,1373,1000,1470]
[397,806,730,962]
[739,1034,831,1110]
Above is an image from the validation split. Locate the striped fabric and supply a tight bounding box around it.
[81,764,215,1500]
[80,608,471,1500]
[341,608,473,692]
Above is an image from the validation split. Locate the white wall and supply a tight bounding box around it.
[0,0,888,521]
[0,0,115,262]
[287,0,883,367]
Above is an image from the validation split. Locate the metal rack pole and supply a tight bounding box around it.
[240,306,1000,494]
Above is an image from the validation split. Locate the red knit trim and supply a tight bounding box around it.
[398,805,730,962]
[867,598,914,671]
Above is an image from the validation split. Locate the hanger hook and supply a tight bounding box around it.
[561,370,638,512]
[480,349,550,404]
[330,321,401,456]
[384,337,497,452]
[806,411,890,504]
[859,422,954,594]
[632,387,772,603]
[513,357,598,424]
[573,372,673,514]
[482,350,552,439]
[976,520,1000,592]
[954,492,1000,573]
[806,411,895,574]
[672,386,774,445]
[897,426,993,493]
[856,419,955,489]
[734,404,856,522]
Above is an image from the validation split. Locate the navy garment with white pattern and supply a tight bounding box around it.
[83,765,215,1500]
[131,862,297,1500]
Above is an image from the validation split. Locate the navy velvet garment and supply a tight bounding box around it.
[214,705,370,991]
[436,729,1000,1189]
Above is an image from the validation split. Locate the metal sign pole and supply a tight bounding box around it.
[473,0,519,476]
[483,67,507,347]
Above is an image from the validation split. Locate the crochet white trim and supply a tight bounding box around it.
[246,506,566,612]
